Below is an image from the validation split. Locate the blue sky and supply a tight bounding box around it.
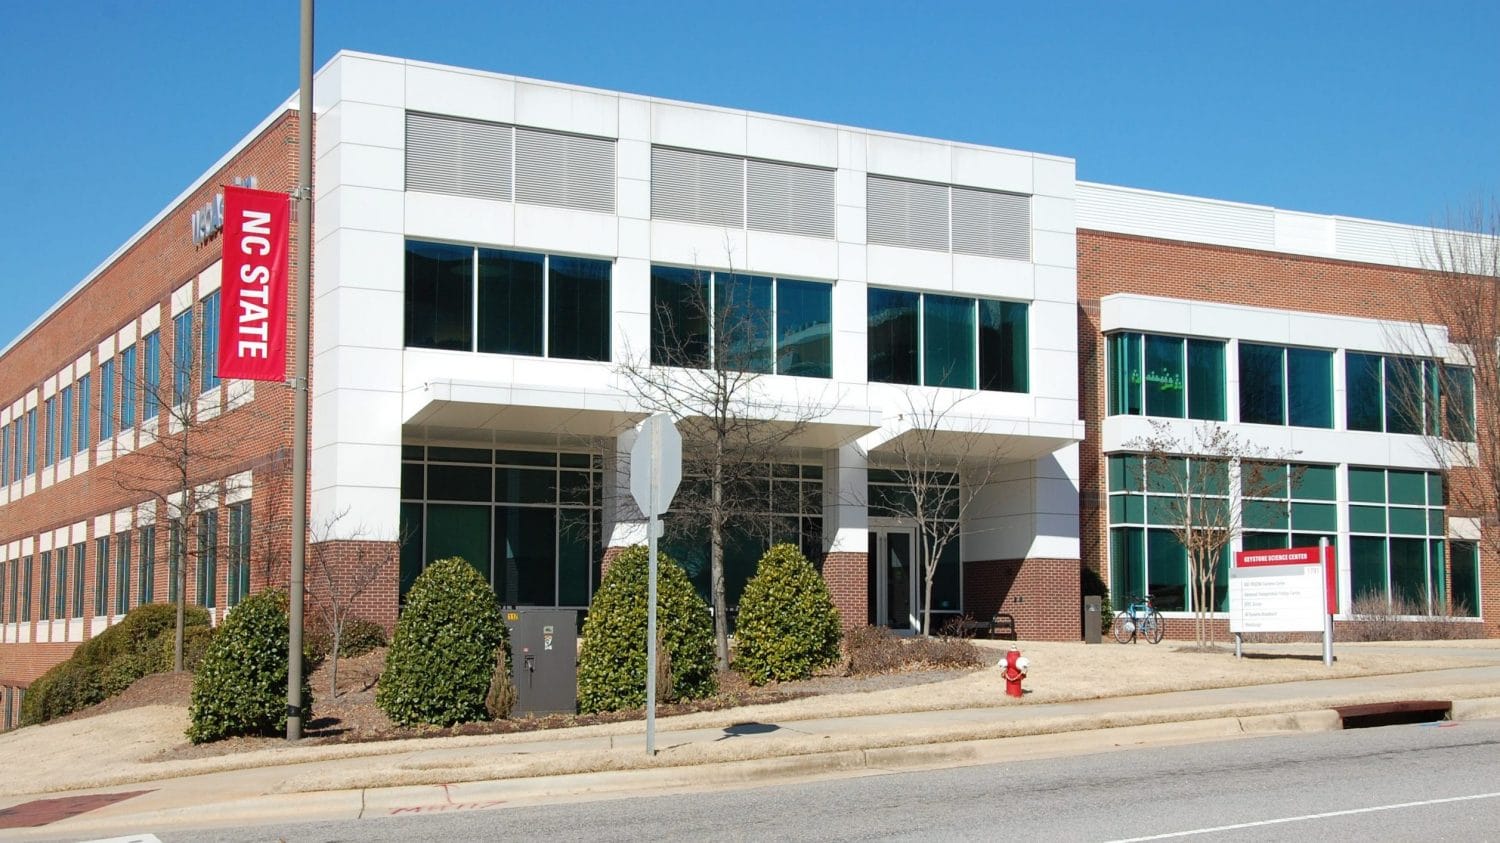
[1,1,1496,348]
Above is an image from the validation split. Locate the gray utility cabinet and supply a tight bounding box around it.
[503,609,578,716]
[1082,596,1103,644]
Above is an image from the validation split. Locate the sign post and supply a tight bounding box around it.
[627,413,681,756]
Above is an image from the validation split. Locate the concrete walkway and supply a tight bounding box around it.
[6,643,1500,840]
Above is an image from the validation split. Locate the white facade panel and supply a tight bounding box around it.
[745,116,839,168]
[404,192,515,246]
[951,146,1033,196]
[514,81,618,138]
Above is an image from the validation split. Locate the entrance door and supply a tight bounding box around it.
[868,527,918,631]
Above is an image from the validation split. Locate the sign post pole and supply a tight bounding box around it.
[1321,536,1334,667]
[627,413,681,757]
[645,420,659,757]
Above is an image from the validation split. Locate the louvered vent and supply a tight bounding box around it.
[746,159,835,238]
[405,112,512,201]
[952,187,1030,260]
[515,127,616,213]
[651,147,744,227]
[866,175,949,251]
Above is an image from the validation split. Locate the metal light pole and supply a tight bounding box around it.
[287,0,313,741]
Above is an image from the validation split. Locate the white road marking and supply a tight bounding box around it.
[1108,791,1500,841]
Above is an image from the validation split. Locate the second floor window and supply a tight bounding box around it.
[867,288,1025,392]
[119,344,138,428]
[174,309,194,405]
[1107,332,1226,420]
[404,241,612,362]
[200,292,221,393]
[651,267,833,378]
[1239,343,1332,428]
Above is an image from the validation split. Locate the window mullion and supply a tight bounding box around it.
[542,255,551,358]
[917,293,926,386]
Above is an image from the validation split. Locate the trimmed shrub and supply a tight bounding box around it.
[19,603,211,727]
[844,625,985,675]
[577,545,716,713]
[187,590,311,743]
[376,557,509,727]
[733,543,842,684]
[845,625,904,675]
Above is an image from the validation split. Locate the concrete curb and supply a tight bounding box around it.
[14,695,1500,840]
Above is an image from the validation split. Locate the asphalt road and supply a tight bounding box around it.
[168,719,1500,842]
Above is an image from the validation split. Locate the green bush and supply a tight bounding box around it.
[186,590,312,744]
[733,543,842,684]
[19,603,211,727]
[376,558,509,727]
[577,545,716,713]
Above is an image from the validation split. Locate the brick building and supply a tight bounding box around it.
[1,52,1492,728]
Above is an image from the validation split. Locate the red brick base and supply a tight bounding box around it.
[964,558,1082,641]
[820,551,869,632]
[304,539,400,633]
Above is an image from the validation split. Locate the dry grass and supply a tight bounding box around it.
[1342,592,1484,642]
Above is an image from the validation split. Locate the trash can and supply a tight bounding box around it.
[503,609,578,716]
[1082,596,1102,644]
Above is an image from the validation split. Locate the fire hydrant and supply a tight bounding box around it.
[1001,646,1029,697]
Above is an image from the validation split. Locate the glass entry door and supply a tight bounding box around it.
[868,527,918,631]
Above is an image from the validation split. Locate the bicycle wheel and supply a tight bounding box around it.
[1144,609,1165,644]
[1111,612,1135,643]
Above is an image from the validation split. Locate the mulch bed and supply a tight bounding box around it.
[54,646,982,761]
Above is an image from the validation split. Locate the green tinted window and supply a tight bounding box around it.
[924,294,976,388]
[1388,508,1428,536]
[1346,353,1384,431]
[1348,467,1387,503]
[978,300,1028,393]
[867,289,920,385]
[776,278,832,378]
[1108,333,1143,416]
[1350,537,1388,600]
[1286,347,1333,428]
[1388,470,1427,505]
[1238,343,1285,425]
[1187,339,1226,420]
[1143,335,1185,417]
[1291,502,1337,532]
[1349,505,1386,533]
[1292,465,1337,501]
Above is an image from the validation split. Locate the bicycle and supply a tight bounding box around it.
[1112,594,1164,644]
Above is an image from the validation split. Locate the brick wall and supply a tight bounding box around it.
[1079,229,1498,638]
[965,558,1081,641]
[0,111,304,695]
[305,539,401,633]
[820,551,868,632]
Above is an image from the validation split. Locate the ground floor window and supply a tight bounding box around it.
[138,526,156,605]
[226,502,250,607]
[1450,541,1480,616]
[1105,454,1227,612]
[196,511,217,609]
[399,446,603,608]
[661,463,824,615]
[1348,467,1445,614]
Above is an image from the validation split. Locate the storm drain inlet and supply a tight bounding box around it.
[1335,700,1451,729]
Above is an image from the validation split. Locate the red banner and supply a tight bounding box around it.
[217,185,289,382]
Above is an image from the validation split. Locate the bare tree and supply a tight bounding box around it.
[1389,201,1500,568]
[857,390,1007,636]
[106,325,272,671]
[1126,421,1299,649]
[616,259,829,671]
[306,509,402,698]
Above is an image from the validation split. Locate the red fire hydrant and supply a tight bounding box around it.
[1001,646,1029,698]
